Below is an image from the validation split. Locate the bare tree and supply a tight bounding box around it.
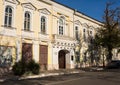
[95,2,120,63]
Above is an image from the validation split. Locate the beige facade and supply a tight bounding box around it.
[0,0,107,70]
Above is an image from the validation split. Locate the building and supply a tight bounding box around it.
[0,0,103,70]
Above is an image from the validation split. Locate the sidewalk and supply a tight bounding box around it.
[0,69,85,82]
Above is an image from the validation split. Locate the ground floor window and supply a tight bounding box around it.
[0,46,12,67]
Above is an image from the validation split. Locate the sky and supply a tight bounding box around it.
[55,0,120,21]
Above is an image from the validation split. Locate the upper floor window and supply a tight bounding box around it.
[83,29,86,41]
[75,26,79,40]
[89,30,93,43]
[24,12,31,31]
[41,16,46,34]
[59,18,64,35]
[4,6,13,27]
[83,29,86,32]
[89,31,92,35]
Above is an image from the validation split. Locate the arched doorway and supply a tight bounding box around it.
[58,50,69,69]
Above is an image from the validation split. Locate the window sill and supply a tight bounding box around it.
[39,32,48,35]
[1,25,16,29]
[22,29,34,33]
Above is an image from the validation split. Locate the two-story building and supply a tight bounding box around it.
[0,0,103,70]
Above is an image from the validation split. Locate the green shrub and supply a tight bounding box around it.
[31,63,40,74]
[12,61,25,76]
[27,60,35,71]
[27,60,40,75]
[12,59,40,76]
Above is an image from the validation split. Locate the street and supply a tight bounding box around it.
[0,71,120,85]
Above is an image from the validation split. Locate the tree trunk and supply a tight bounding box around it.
[107,47,112,63]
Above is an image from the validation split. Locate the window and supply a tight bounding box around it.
[90,31,92,35]
[83,29,86,32]
[75,26,79,40]
[89,31,93,43]
[83,29,86,41]
[59,18,64,35]
[24,12,31,31]
[71,56,74,61]
[0,46,12,66]
[41,16,46,34]
[4,6,13,27]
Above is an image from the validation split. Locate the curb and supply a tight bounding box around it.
[0,70,84,82]
[19,70,83,80]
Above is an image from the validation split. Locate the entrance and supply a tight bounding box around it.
[39,45,48,70]
[22,43,32,63]
[58,50,69,69]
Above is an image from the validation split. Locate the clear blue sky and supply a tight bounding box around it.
[55,0,120,21]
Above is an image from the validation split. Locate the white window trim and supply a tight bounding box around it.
[3,1,17,28]
[90,27,94,37]
[82,28,87,41]
[65,23,69,36]
[40,13,48,34]
[83,28,87,34]
[74,24,80,39]
[22,3,36,31]
[39,8,51,34]
[57,16,66,35]
[23,8,33,31]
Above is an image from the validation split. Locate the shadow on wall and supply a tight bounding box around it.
[75,48,108,68]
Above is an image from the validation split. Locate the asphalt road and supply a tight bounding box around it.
[0,71,120,85]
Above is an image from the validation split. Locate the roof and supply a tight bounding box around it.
[50,0,102,23]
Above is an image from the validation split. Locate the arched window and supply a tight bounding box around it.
[41,16,46,34]
[59,18,64,35]
[4,6,13,27]
[24,12,31,31]
[75,26,79,40]
[83,29,86,42]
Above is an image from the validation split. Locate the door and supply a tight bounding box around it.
[39,45,48,70]
[22,43,32,63]
[59,50,65,69]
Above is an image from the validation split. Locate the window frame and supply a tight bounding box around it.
[41,16,46,34]
[22,4,34,32]
[83,28,87,42]
[4,6,13,27]
[3,1,18,28]
[0,46,13,66]
[24,11,31,31]
[39,12,49,35]
[58,17,65,35]
[75,26,79,40]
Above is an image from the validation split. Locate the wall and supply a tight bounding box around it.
[0,0,104,69]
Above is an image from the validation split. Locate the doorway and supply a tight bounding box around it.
[58,50,69,69]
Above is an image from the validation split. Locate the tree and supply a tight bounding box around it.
[95,2,120,63]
